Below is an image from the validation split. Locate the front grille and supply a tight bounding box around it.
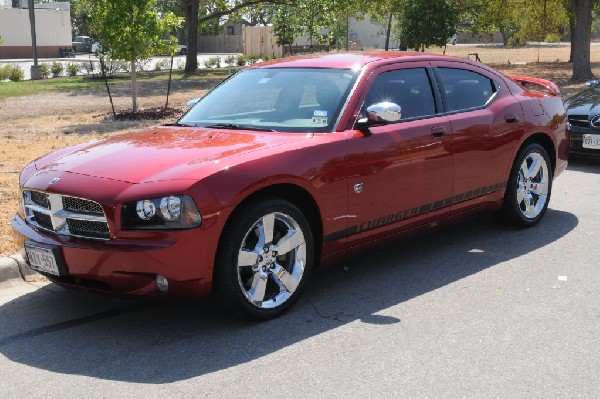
[33,210,52,230]
[568,114,590,128]
[23,190,110,240]
[31,191,50,208]
[63,196,104,215]
[67,219,110,239]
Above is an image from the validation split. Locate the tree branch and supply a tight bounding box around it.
[198,0,291,24]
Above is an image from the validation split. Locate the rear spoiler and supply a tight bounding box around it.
[508,75,560,96]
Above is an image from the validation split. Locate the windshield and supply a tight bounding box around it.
[179,68,358,133]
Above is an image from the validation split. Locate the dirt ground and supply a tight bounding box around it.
[0,44,598,257]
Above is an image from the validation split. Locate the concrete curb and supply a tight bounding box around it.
[0,254,41,285]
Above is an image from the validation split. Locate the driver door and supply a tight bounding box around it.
[345,63,454,246]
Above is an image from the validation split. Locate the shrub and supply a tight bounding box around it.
[50,61,64,77]
[39,63,51,79]
[236,55,247,66]
[66,63,80,76]
[0,64,10,80]
[9,65,24,82]
[204,56,221,68]
[176,59,185,70]
[224,54,237,67]
[247,54,260,65]
[154,59,171,71]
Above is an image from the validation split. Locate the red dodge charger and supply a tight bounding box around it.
[12,52,568,319]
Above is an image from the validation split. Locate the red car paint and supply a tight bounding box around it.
[11,52,568,297]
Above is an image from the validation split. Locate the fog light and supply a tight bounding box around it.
[156,275,169,292]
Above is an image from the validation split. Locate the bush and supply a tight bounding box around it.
[204,56,221,68]
[247,54,260,65]
[224,54,237,67]
[9,65,24,82]
[0,64,10,80]
[154,59,171,71]
[50,61,64,77]
[236,55,247,66]
[66,63,80,76]
[40,63,50,79]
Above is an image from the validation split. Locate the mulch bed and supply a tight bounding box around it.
[112,107,184,121]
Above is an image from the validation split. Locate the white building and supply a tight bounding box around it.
[0,1,71,59]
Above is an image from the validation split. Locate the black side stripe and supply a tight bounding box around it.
[323,181,507,243]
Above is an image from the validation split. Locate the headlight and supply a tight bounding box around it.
[122,195,202,230]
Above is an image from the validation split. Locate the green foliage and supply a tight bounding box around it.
[80,0,182,111]
[236,55,248,66]
[247,54,260,65]
[224,54,237,67]
[0,64,25,82]
[66,63,80,76]
[400,0,459,50]
[154,59,172,71]
[50,62,64,78]
[0,36,4,45]
[39,63,51,79]
[203,56,222,68]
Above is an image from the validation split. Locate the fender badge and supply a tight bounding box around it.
[353,183,364,194]
[49,177,60,185]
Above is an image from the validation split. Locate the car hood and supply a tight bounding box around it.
[565,85,600,116]
[34,126,308,184]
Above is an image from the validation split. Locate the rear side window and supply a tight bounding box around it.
[363,68,436,120]
[437,68,496,112]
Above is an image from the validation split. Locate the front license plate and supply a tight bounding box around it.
[25,243,60,276]
[582,134,600,149]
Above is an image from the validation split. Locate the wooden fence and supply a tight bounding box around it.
[197,26,284,57]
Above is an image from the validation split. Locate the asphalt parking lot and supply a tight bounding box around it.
[0,158,598,398]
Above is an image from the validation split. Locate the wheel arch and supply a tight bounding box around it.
[520,132,556,175]
[216,183,324,272]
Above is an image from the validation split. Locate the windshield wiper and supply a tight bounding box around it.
[205,123,275,132]
[168,121,196,127]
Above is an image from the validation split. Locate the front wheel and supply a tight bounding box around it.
[499,143,552,227]
[213,197,314,320]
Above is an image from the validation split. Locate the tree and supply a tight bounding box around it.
[400,0,459,50]
[82,0,181,112]
[272,5,302,54]
[570,0,595,80]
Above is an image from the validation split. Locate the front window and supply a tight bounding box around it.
[179,68,358,133]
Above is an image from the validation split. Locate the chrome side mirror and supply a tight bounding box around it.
[365,102,402,123]
[187,98,200,107]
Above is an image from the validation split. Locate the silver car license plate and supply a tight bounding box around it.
[25,243,60,276]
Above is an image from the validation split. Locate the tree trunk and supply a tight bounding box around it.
[182,0,199,74]
[384,13,392,51]
[570,0,594,80]
[131,60,138,113]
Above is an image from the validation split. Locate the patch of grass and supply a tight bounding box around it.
[0,68,238,100]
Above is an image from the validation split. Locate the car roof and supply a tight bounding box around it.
[251,51,478,70]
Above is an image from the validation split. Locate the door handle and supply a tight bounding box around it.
[504,113,518,123]
[431,126,447,137]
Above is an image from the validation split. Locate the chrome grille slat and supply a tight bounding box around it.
[23,190,110,240]
[568,115,590,128]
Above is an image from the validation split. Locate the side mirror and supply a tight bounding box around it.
[356,102,401,135]
[365,102,402,123]
[187,98,200,107]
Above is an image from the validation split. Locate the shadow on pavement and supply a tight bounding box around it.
[0,209,577,383]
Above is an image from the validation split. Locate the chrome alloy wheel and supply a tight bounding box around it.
[516,151,549,219]
[236,212,307,309]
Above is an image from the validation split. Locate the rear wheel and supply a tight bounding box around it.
[213,197,314,320]
[499,143,552,227]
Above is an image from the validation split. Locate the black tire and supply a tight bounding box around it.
[181,48,187,55]
[213,196,314,320]
[499,143,553,227]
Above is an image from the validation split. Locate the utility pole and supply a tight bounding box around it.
[28,0,42,80]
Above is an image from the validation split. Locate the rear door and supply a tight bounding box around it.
[431,62,526,210]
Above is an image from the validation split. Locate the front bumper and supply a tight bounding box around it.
[568,126,600,157]
[11,214,217,297]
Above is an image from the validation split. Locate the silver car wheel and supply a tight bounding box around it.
[516,151,549,219]
[236,211,307,309]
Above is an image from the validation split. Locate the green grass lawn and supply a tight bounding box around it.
[0,68,236,100]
